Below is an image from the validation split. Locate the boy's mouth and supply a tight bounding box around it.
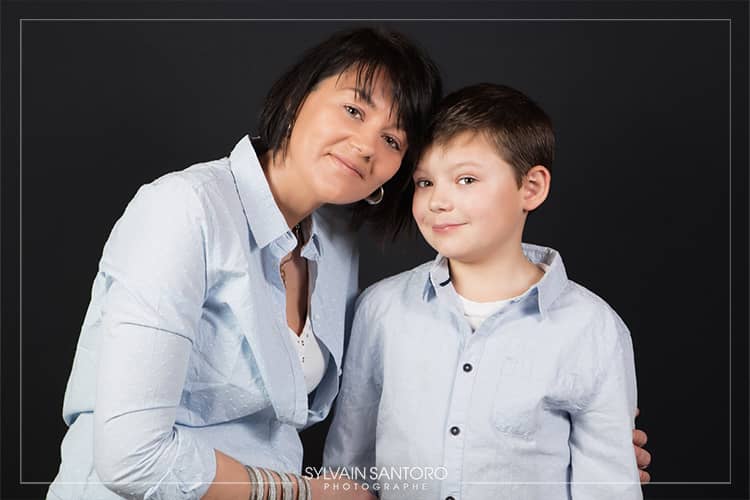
[431,223,467,233]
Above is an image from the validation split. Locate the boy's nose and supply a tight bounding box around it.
[428,188,452,212]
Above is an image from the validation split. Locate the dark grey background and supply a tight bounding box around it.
[2,1,748,499]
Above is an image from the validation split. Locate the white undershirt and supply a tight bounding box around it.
[288,316,328,393]
[458,295,515,331]
[285,222,327,394]
[458,263,549,331]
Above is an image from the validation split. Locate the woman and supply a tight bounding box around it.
[48,27,439,500]
[48,27,648,500]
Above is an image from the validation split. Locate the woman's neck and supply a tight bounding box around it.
[261,151,320,229]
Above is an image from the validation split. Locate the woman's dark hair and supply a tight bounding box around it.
[257,27,443,239]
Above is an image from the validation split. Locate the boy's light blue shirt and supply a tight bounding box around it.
[323,244,642,500]
[48,136,359,500]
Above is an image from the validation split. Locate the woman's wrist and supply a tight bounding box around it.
[244,465,309,500]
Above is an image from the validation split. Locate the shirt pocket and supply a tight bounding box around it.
[491,369,544,440]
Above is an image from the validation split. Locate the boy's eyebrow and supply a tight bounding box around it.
[452,160,484,169]
[413,160,484,176]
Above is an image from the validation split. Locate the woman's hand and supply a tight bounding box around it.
[633,407,652,483]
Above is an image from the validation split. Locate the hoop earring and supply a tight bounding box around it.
[365,186,384,205]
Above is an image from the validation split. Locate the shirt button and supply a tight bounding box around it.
[462,363,473,372]
[449,426,460,436]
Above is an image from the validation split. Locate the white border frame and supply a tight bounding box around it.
[17,17,734,487]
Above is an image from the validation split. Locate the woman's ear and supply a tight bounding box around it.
[521,165,551,212]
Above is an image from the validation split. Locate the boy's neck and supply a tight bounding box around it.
[448,242,544,303]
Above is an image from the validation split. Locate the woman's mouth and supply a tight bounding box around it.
[329,154,364,179]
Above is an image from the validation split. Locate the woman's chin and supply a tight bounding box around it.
[316,184,370,206]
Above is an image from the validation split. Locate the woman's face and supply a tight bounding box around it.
[285,69,408,205]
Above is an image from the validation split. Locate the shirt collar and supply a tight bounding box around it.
[303,214,323,260]
[520,243,569,320]
[229,135,323,258]
[422,243,569,320]
[423,254,451,302]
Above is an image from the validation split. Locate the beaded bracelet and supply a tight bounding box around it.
[301,474,312,500]
[294,474,307,500]
[280,471,295,499]
[261,468,277,500]
[244,465,263,500]
[244,465,312,500]
[290,471,302,499]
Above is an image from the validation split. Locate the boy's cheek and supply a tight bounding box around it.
[410,197,422,221]
[411,214,430,239]
[412,208,428,229]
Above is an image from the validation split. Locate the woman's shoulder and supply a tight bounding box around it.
[107,157,240,252]
[148,157,233,197]
[126,157,245,224]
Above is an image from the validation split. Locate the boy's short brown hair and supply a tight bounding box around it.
[424,83,555,186]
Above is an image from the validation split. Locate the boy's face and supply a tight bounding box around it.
[412,131,528,264]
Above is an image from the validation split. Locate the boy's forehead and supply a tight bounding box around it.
[417,131,503,169]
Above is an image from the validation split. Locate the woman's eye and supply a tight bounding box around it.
[458,176,477,185]
[414,179,432,188]
[383,135,401,151]
[344,105,363,120]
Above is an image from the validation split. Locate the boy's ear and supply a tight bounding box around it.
[521,165,551,212]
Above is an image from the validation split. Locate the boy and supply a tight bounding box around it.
[323,83,642,499]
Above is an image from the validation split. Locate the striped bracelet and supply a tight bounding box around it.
[244,465,311,500]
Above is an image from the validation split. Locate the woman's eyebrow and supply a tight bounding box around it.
[345,86,404,133]
[344,87,375,108]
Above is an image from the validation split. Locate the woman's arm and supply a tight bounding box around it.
[93,178,373,500]
[205,451,376,500]
[92,178,217,498]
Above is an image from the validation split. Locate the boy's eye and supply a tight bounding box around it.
[457,176,477,185]
[383,135,402,151]
[344,105,363,120]
[414,179,432,188]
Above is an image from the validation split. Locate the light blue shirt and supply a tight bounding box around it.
[324,244,641,500]
[48,136,359,499]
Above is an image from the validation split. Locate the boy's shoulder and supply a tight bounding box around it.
[523,243,626,327]
[356,259,435,312]
[552,278,631,347]
[564,278,625,317]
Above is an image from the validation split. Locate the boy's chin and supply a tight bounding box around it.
[429,244,473,262]
[421,232,487,262]
[432,243,495,265]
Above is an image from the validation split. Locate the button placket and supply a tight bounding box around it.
[440,334,486,500]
